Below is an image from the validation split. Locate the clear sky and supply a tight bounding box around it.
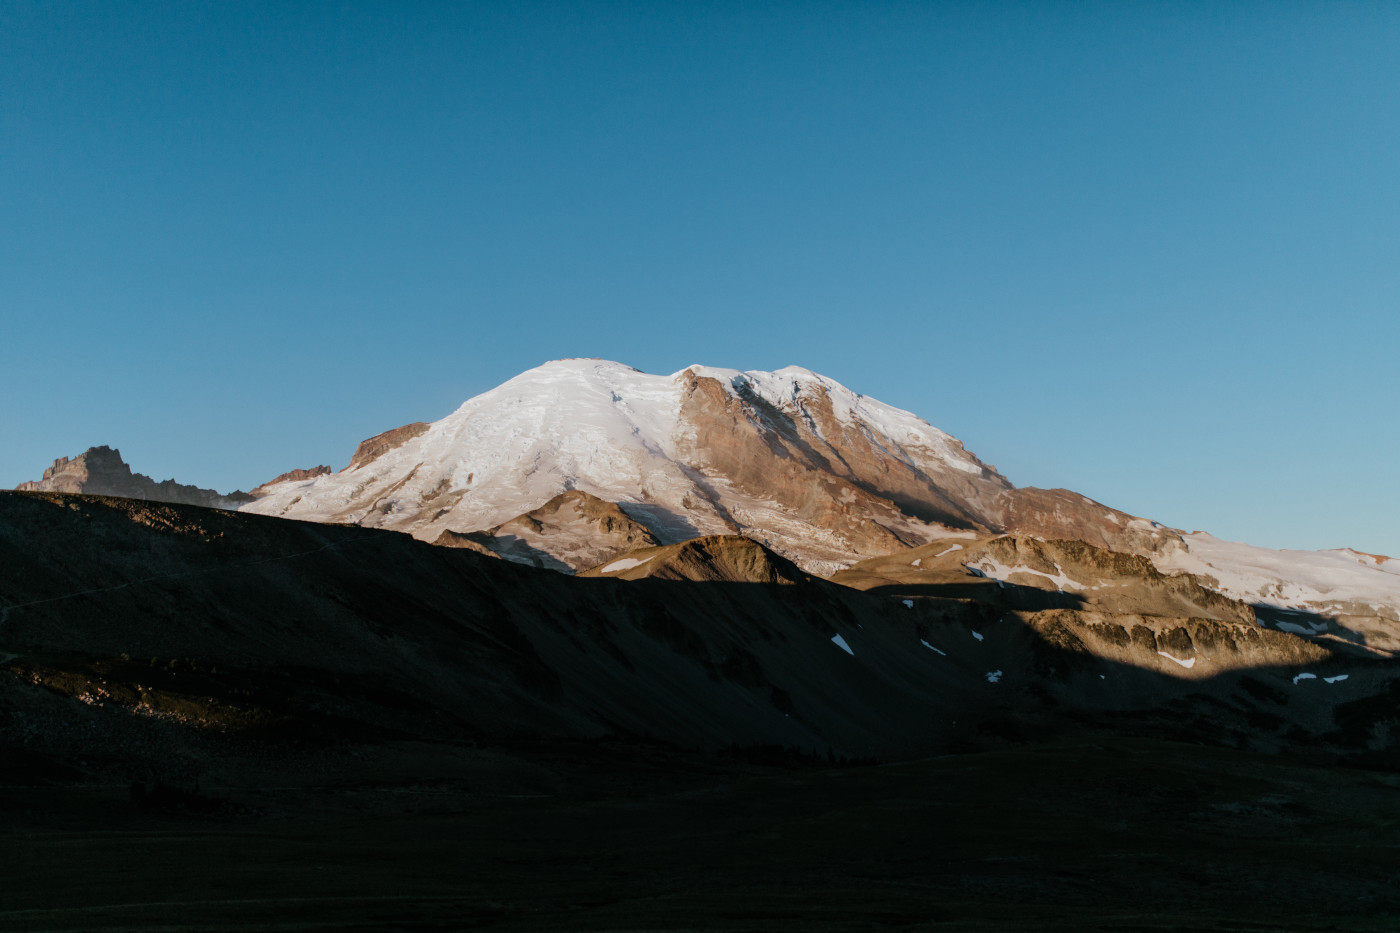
[4,2,1398,555]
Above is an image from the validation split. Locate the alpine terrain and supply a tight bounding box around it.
[236,358,1400,645]
[7,358,1400,931]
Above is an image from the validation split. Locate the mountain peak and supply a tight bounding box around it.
[16,446,252,510]
[244,359,1017,571]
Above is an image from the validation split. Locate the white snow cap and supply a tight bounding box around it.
[240,358,999,555]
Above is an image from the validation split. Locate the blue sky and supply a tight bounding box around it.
[4,2,1397,554]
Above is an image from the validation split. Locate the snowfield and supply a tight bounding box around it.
[1151,532,1400,631]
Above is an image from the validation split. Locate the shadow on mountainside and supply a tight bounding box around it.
[1,489,1395,781]
[476,532,574,572]
[864,580,1087,612]
[1252,602,1380,654]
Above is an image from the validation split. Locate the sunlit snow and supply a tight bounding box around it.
[972,559,1080,592]
[1157,651,1196,669]
[1152,532,1400,621]
[600,556,654,573]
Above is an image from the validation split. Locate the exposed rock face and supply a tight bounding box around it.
[347,422,431,471]
[669,368,1004,562]
[15,446,252,510]
[250,465,332,495]
[430,530,502,559]
[435,490,659,573]
[577,535,810,584]
[831,535,1256,624]
[991,487,1183,557]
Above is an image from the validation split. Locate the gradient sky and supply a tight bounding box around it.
[4,2,1398,555]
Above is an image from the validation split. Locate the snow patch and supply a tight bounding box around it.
[1157,651,1196,669]
[911,558,922,567]
[831,634,854,656]
[971,630,984,642]
[1325,674,1349,684]
[1293,673,1317,685]
[902,599,914,609]
[972,559,1081,592]
[985,670,1003,683]
[600,555,654,574]
[933,544,964,559]
[920,639,946,656]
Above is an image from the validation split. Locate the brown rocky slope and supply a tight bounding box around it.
[435,489,659,572]
[831,534,1256,623]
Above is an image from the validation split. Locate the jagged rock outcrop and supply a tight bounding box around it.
[429,530,502,559]
[347,422,430,471]
[250,465,332,495]
[434,489,659,572]
[15,446,252,510]
[577,535,810,584]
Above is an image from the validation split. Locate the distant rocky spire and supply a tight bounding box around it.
[16,445,254,510]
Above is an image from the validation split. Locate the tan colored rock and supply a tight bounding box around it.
[431,529,502,559]
[250,465,332,496]
[990,487,1182,557]
[1018,609,1332,678]
[440,490,660,573]
[577,535,809,584]
[831,534,1255,623]
[347,422,430,471]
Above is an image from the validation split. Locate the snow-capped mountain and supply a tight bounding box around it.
[19,358,1399,650]
[243,359,1022,571]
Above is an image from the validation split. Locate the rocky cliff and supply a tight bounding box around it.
[15,446,253,510]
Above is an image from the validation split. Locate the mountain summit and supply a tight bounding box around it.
[16,446,253,510]
[241,359,1163,572]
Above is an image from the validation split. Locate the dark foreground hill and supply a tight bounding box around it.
[3,491,1400,930]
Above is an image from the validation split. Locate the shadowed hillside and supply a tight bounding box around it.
[4,491,1400,930]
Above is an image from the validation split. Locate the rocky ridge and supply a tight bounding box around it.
[16,446,254,510]
[433,489,659,572]
[577,534,810,584]
[830,535,1257,624]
